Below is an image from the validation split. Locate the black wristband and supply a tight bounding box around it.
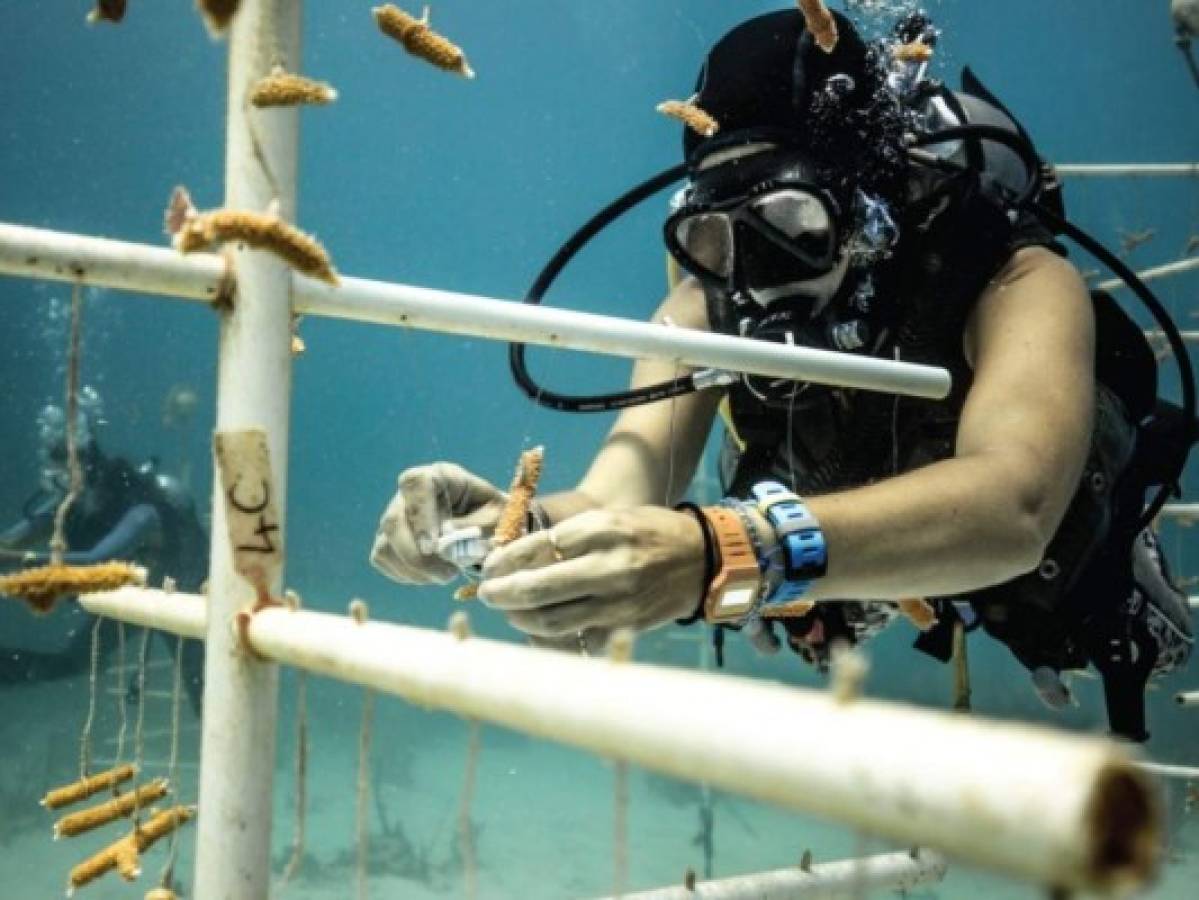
[673,501,716,626]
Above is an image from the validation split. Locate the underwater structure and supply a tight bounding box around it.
[1,1,1197,898]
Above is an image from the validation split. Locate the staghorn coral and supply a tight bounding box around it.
[374,5,475,78]
[492,446,545,546]
[88,0,127,23]
[897,598,938,631]
[67,805,195,894]
[42,764,137,810]
[1,562,146,615]
[797,0,838,53]
[166,186,340,286]
[893,40,933,63]
[54,779,169,839]
[196,0,240,37]
[656,100,719,138]
[251,66,339,107]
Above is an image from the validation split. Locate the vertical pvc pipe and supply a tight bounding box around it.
[192,1,300,896]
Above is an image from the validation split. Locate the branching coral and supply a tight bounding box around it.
[67,805,195,894]
[166,186,340,286]
[0,562,146,615]
[250,66,339,108]
[42,764,137,810]
[656,100,719,138]
[54,779,170,839]
[797,0,839,53]
[196,0,240,37]
[492,446,545,547]
[374,5,475,78]
[87,0,127,24]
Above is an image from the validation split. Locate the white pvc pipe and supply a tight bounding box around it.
[71,587,1159,892]
[1190,596,1199,611]
[1176,691,1199,707]
[1098,256,1199,293]
[1160,504,1199,520]
[1144,330,1199,343]
[603,849,948,899]
[80,587,206,639]
[1136,762,1199,780]
[191,1,300,896]
[1055,164,1199,178]
[0,222,951,400]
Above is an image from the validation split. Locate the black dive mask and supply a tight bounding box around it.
[664,149,845,302]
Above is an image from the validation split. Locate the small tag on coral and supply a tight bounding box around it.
[214,430,283,591]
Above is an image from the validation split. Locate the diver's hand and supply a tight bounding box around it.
[370,462,507,585]
[477,506,704,640]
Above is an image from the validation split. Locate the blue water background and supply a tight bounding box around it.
[0,2,1196,897]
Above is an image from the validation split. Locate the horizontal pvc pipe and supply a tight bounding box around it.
[75,587,1160,893]
[0,223,225,302]
[1055,164,1199,178]
[1158,504,1199,519]
[1191,596,1199,611]
[78,587,207,639]
[1135,762,1199,780]
[1097,256,1199,293]
[604,849,948,899]
[295,277,950,398]
[1176,691,1199,707]
[0,222,950,399]
[1144,330,1199,343]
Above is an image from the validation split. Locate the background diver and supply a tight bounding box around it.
[370,7,1195,742]
[0,387,206,713]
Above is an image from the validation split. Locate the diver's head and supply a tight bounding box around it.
[36,386,105,492]
[664,8,906,309]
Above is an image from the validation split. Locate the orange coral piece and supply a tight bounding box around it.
[42,764,137,810]
[166,186,339,286]
[894,41,933,63]
[1,562,146,615]
[67,805,196,893]
[797,0,838,53]
[374,5,475,78]
[250,66,339,108]
[453,583,480,601]
[897,598,938,631]
[54,779,170,839]
[656,100,720,138]
[760,599,816,620]
[493,446,545,546]
[196,0,240,37]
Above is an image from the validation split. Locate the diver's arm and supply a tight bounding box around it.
[539,277,723,524]
[15,504,162,567]
[0,494,58,549]
[797,246,1095,601]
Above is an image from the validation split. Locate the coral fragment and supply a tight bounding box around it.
[797,0,839,53]
[374,5,475,78]
[196,0,240,37]
[88,0,127,24]
[893,41,933,63]
[251,66,339,108]
[55,779,170,839]
[67,805,196,893]
[897,598,938,631]
[42,764,138,810]
[165,186,339,286]
[656,100,719,137]
[1,562,146,615]
[493,446,545,546]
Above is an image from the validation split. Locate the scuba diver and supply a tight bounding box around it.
[370,7,1195,742]
[0,388,207,713]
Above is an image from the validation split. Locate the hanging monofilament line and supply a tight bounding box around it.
[357,688,375,900]
[133,626,151,827]
[613,760,629,898]
[952,620,971,712]
[280,671,309,886]
[113,621,128,762]
[79,617,103,779]
[157,634,186,892]
[458,718,480,900]
[49,280,84,565]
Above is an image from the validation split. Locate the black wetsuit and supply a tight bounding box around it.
[711,153,1193,741]
[0,453,207,713]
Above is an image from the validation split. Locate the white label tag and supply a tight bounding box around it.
[214,430,283,591]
